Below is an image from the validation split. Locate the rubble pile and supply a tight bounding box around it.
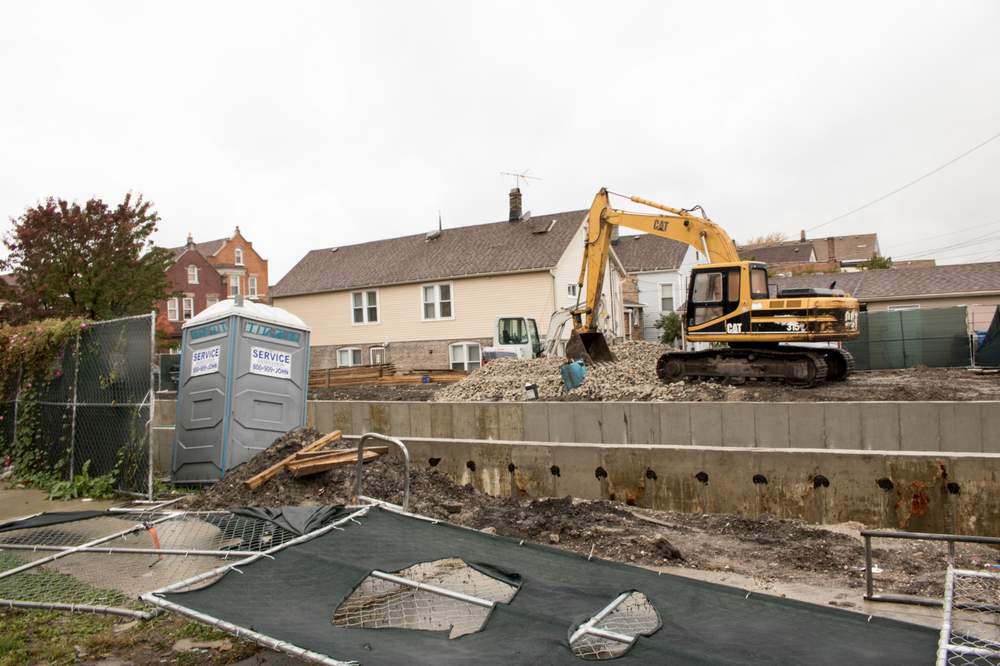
[434,340,729,402]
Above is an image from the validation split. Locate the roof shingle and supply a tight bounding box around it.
[774,262,1000,300]
[812,234,879,262]
[738,241,815,263]
[271,211,587,297]
[613,234,689,272]
[169,238,228,260]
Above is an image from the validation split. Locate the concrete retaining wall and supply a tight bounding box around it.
[359,436,1000,535]
[307,400,1000,453]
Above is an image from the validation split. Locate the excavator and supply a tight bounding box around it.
[566,189,861,387]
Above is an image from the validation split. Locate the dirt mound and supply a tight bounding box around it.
[434,340,729,402]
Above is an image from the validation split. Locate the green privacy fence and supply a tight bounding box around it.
[843,306,971,371]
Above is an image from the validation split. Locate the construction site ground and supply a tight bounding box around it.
[307,342,1000,402]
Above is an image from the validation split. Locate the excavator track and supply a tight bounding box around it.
[657,347,830,387]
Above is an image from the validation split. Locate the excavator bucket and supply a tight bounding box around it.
[566,331,616,364]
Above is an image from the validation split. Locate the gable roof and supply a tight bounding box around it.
[169,237,228,260]
[738,241,815,264]
[774,261,1000,300]
[271,210,587,297]
[812,233,879,262]
[613,234,689,273]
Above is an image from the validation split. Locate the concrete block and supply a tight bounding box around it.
[450,403,477,439]
[572,403,604,445]
[628,403,660,445]
[689,403,722,447]
[601,446,654,506]
[789,402,824,448]
[860,403,900,451]
[938,403,982,453]
[497,404,524,441]
[899,403,941,452]
[429,403,452,438]
[547,403,576,443]
[721,402,756,447]
[305,401,318,429]
[332,402,354,435]
[154,398,176,427]
[753,403,790,448]
[388,403,411,437]
[983,404,1000,453]
[601,403,629,444]
[551,445,603,500]
[408,403,432,438]
[310,402,336,434]
[823,403,861,450]
[522,403,549,442]
[474,404,500,440]
[350,402,372,435]
[153,428,174,475]
[369,403,391,434]
[657,403,691,446]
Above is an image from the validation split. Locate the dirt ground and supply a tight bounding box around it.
[191,428,1000,600]
[310,382,444,401]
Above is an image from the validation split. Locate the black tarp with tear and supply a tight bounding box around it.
[159,507,938,665]
[232,506,347,536]
[977,307,1000,367]
[0,510,108,533]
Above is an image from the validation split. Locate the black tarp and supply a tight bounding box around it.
[233,506,347,536]
[0,510,108,533]
[978,307,1000,367]
[159,507,938,665]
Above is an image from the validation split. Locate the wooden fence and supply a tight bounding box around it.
[308,364,467,389]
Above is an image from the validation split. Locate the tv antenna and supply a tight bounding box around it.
[500,169,542,188]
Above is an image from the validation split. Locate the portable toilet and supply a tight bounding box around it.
[172,297,311,483]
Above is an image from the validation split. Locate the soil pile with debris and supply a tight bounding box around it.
[434,340,729,402]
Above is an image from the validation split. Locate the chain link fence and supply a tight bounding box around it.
[0,313,155,497]
[938,568,1000,665]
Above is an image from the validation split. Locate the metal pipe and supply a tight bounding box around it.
[863,535,873,599]
[860,529,1000,545]
[0,513,180,581]
[370,570,493,609]
[148,309,156,500]
[0,597,158,620]
[353,433,410,511]
[0,543,265,557]
[139,594,355,666]
[69,332,81,482]
[579,625,636,645]
[936,567,955,666]
[569,591,634,645]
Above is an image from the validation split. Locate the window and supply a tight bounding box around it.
[229,276,240,297]
[659,284,674,312]
[726,270,741,301]
[422,283,453,320]
[369,346,386,365]
[750,268,769,299]
[351,290,379,324]
[449,342,481,371]
[206,296,219,308]
[567,283,578,299]
[234,248,244,266]
[338,347,362,367]
[187,265,199,284]
[692,272,723,303]
[182,297,194,320]
[498,317,532,345]
[248,276,258,297]
[166,298,179,321]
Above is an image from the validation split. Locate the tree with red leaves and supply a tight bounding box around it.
[1,193,173,322]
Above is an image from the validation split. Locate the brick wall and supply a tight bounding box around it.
[212,230,268,300]
[157,249,225,341]
[311,337,493,371]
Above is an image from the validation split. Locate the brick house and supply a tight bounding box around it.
[270,190,627,371]
[157,228,269,343]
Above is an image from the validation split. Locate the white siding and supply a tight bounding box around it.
[633,246,704,342]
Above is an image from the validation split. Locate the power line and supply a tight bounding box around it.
[886,218,1000,250]
[807,127,1000,233]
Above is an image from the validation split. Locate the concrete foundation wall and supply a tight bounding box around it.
[358,436,1000,536]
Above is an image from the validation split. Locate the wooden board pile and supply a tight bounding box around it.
[243,430,385,489]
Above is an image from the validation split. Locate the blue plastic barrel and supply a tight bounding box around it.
[560,360,587,390]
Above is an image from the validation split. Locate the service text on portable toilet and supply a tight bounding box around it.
[172,297,311,482]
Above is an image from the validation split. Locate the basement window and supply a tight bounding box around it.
[332,558,519,639]
[569,591,661,660]
[449,342,481,371]
[338,347,362,367]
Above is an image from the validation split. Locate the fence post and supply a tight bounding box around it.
[147,311,156,500]
[68,332,82,482]
[11,366,22,449]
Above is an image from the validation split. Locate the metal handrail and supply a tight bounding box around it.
[353,433,410,512]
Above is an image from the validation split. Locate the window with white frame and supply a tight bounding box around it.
[449,342,481,371]
[187,265,199,284]
[166,298,179,321]
[229,276,240,297]
[338,347,362,367]
[206,296,219,308]
[660,284,674,312]
[351,290,379,324]
[182,297,194,320]
[369,346,386,366]
[567,283,578,299]
[422,283,453,320]
[234,248,244,266]
[248,276,258,297]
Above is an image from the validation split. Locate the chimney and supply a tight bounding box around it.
[186,232,195,249]
[800,229,806,242]
[826,237,836,261]
[509,188,522,222]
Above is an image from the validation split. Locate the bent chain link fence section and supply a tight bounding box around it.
[938,567,1000,666]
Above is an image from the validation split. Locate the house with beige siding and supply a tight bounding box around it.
[270,191,626,371]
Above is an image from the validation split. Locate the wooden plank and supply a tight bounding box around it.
[291,446,388,462]
[243,430,342,489]
[287,449,380,477]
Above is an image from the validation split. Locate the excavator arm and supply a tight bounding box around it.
[577,188,740,332]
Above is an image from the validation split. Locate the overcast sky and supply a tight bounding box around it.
[2,1,998,282]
